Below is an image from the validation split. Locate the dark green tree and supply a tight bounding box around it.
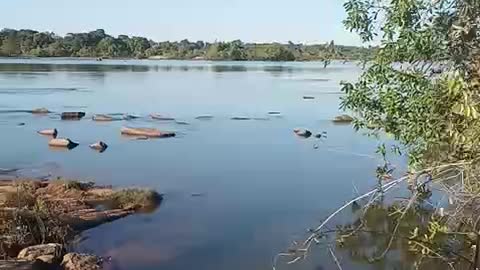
[1,35,19,56]
[264,45,295,61]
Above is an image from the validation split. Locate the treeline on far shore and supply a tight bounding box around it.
[0,28,375,62]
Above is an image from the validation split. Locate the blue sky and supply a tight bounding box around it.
[1,0,362,45]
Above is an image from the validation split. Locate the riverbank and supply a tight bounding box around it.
[0,178,162,269]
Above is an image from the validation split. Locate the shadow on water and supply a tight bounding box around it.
[274,180,475,270]
[332,200,472,270]
[263,66,294,76]
[211,65,248,73]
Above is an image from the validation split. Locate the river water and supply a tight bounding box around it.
[0,58,395,270]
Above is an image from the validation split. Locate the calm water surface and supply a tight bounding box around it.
[0,58,396,270]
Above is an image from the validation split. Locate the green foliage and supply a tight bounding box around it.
[1,35,19,56]
[264,44,296,61]
[109,189,162,210]
[340,0,480,168]
[50,179,95,191]
[0,28,374,61]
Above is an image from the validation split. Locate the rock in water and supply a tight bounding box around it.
[61,112,86,120]
[175,120,190,125]
[121,127,175,138]
[332,114,354,123]
[314,131,327,139]
[89,141,108,152]
[268,111,281,115]
[150,114,175,121]
[31,108,50,114]
[48,138,79,149]
[293,128,312,138]
[17,243,64,262]
[92,114,114,121]
[303,96,315,100]
[195,115,214,120]
[123,114,140,120]
[231,116,251,120]
[62,253,102,270]
[37,128,58,138]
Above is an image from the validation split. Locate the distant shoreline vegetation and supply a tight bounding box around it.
[0,28,374,62]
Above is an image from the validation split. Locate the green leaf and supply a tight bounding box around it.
[472,107,478,119]
[452,103,463,114]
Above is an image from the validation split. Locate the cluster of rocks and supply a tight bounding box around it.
[293,129,328,150]
[29,108,292,152]
[293,128,327,139]
[1,243,102,270]
[30,108,287,124]
[32,109,184,152]
[37,128,107,152]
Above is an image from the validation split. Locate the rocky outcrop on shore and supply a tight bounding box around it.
[0,244,103,269]
[0,178,162,269]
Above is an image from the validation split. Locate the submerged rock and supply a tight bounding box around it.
[17,243,64,262]
[293,128,312,138]
[123,114,141,120]
[314,131,328,139]
[31,108,50,114]
[150,114,175,121]
[332,114,354,123]
[92,114,118,122]
[175,120,190,125]
[121,127,175,138]
[61,112,86,120]
[37,128,58,138]
[89,141,108,152]
[231,116,251,120]
[195,115,214,120]
[48,138,79,149]
[62,253,102,270]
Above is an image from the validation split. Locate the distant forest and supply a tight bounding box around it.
[0,28,374,61]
